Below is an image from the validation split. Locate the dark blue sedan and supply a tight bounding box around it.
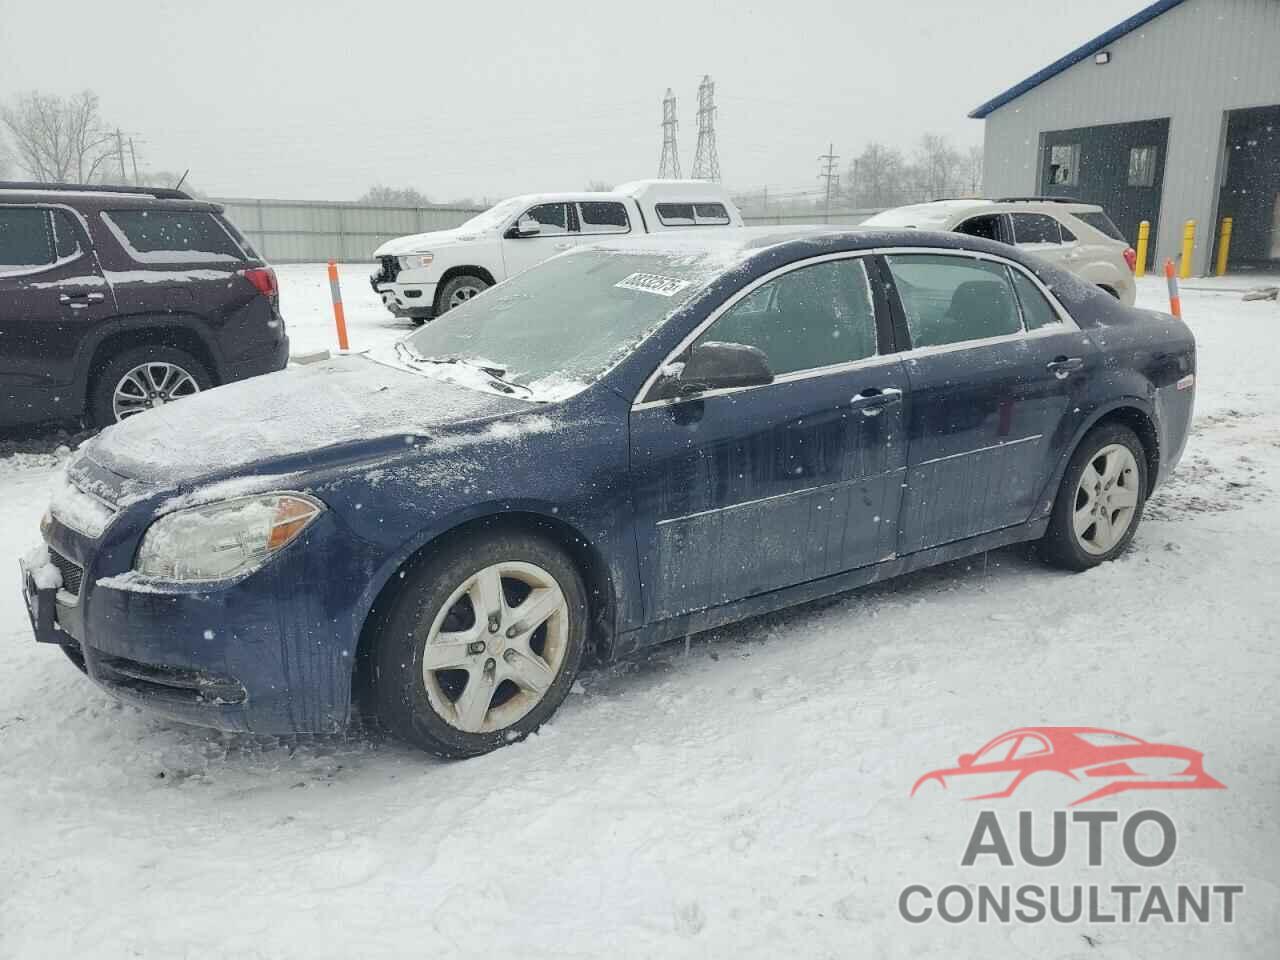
[21,228,1196,757]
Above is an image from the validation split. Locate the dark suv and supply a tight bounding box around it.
[1,182,289,430]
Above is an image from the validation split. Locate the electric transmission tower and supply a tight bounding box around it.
[818,143,840,222]
[657,88,681,179]
[690,75,721,181]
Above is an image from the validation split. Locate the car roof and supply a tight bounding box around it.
[0,181,221,212]
[863,198,1105,230]
[993,726,1147,742]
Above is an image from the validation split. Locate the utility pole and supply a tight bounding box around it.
[657,88,681,179]
[818,143,840,223]
[690,75,721,182]
[116,128,127,182]
[128,138,140,185]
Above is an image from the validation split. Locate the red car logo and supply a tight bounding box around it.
[912,727,1225,807]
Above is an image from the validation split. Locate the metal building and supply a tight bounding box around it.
[973,0,1280,275]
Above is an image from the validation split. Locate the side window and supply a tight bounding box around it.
[577,202,630,235]
[0,207,56,272]
[103,210,245,262]
[1060,224,1077,242]
[975,738,1019,765]
[1011,213,1062,245]
[1012,736,1049,759]
[693,258,878,377]
[1011,270,1061,331]
[520,202,570,235]
[955,215,1002,242]
[656,202,732,227]
[885,254,1022,348]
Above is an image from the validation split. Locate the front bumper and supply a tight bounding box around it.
[373,280,437,319]
[20,508,380,735]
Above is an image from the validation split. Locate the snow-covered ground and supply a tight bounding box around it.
[1,271,1277,959]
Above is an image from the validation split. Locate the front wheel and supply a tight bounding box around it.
[436,275,489,315]
[1041,423,1147,570]
[372,529,588,758]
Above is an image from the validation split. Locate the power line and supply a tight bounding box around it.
[690,75,720,182]
[657,88,681,179]
[817,143,840,223]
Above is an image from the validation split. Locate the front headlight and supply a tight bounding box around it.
[135,493,324,582]
[398,253,433,270]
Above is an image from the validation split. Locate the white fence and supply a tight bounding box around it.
[213,197,884,263]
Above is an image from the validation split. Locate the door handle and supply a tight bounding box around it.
[849,386,903,415]
[58,292,105,303]
[1046,356,1084,379]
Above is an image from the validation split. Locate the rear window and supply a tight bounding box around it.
[1074,211,1126,242]
[102,209,245,263]
[0,207,84,273]
[655,202,731,227]
[1011,213,1062,245]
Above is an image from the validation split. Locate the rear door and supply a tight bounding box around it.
[0,205,116,422]
[881,251,1096,553]
[629,254,907,622]
[1010,212,1070,268]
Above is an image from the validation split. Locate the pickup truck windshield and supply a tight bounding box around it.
[405,248,730,397]
[457,198,527,234]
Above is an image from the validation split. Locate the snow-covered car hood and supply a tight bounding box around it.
[372,228,489,257]
[78,355,527,490]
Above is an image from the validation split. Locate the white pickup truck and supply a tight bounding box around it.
[370,180,744,322]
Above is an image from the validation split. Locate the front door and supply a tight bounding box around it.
[0,206,116,422]
[499,201,579,278]
[629,255,908,623]
[881,252,1095,553]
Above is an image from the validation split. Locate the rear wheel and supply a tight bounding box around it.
[372,529,588,758]
[89,345,212,428]
[436,275,489,316]
[1041,422,1147,570]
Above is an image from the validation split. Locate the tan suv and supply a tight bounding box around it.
[861,198,1137,306]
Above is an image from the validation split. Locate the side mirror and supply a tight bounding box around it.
[507,216,542,238]
[958,753,975,768]
[651,341,773,401]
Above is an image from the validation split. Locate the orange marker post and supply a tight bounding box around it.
[1164,258,1182,319]
[328,260,350,351]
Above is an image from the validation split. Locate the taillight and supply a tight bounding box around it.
[240,266,278,298]
[1123,247,1137,272]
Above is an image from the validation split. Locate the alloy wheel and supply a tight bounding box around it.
[112,362,201,421]
[1072,443,1141,555]
[448,284,482,309]
[421,561,569,734]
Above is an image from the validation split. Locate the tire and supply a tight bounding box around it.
[88,345,213,428]
[1041,422,1148,571]
[436,274,489,315]
[372,528,588,758]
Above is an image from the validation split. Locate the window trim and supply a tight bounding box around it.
[575,200,632,237]
[633,246,1079,410]
[1012,734,1051,759]
[0,203,91,279]
[505,201,577,238]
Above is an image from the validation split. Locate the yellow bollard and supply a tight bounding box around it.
[1134,220,1150,277]
[1179,220,1195,280]
[1215,217,1233,276]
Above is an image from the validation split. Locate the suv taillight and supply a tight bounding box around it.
[1123,247,1137,273]
[240,266,278,298]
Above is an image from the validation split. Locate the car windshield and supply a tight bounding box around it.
[456,197,528,234]
[403,247,733,397]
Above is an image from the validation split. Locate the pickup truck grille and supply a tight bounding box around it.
[374,255,401,285]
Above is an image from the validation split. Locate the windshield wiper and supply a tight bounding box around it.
[394,343,532,397]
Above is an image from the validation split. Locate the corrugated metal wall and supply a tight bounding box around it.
[981,0,1280,274]
[214,198,485,263]
[213,198,882,263]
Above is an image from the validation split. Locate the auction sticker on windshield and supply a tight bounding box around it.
[614,273,693,296]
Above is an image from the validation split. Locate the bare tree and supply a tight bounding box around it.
[848,143,908,208]
[964,144,984,197]
[914,133,962,201]
[361,185,430,206]
[1,91,123,183]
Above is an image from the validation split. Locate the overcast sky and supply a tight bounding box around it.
[1,0,1152,202]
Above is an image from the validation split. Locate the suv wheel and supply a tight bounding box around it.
[89,345,213,428]
[437,275,489,316]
